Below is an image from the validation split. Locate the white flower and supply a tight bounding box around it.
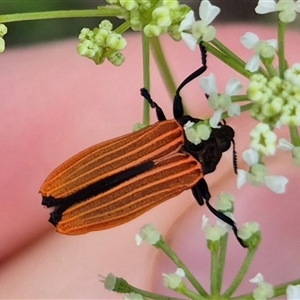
[101,273,117,291]
[240,32,277,72]
[179,0,220,50]
[237,221,260,240]
[277,138,300,166]
[183,120,212,145]
[237,148,288,193]
[202,215,229,241]
[249,273,274,300]
[250,123,277,156]
[199,73,242,127]
[255,0,300,23]
[216,192,235,212]
[162,268,185,289]
[286,284,300,300]
[135,224,161,245]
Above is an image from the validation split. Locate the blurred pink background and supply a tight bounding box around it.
[0,24,299,299]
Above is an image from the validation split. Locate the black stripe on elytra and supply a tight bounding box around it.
[42,160,155,226]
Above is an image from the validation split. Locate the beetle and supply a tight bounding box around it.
[40,44,244,247]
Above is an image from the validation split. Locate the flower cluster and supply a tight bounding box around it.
[106,0,191,39]
[0,24,7,53]
[248,69,300,127]
[77,20,126,65]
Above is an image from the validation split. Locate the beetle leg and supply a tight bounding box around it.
[191,178,210,206]
[192,178,246,248]
[140,88,167,121]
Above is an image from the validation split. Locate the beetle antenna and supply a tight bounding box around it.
[176,43,207,95]
[140,88,167,121]
[232,139,238,174]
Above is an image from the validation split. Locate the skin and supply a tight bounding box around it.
[0,24,299,299]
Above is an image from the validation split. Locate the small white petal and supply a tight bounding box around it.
[237,169,248,188]
[266,39,277,49]
[265,175,288,193]
[296,1,300,13]
[277,138,295,151]
[199,73,218,94]
[181,32,197,51]
[124,292,144,300]
[209,109,222,128]
[178,10,195,31]
[240,32,259,49]
[135,234,143,246]
[175,268,185,277]
[228,103,241,118]
[202,215,209,230]
[249,273,265,284]
[245,54,260,72]
[255,0,277,14]
[242,148,259,166]
[286,284,300,300]
[225,78,243,96]
[199,0,221,25]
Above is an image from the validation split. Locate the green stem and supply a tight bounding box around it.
[203,42,252,79]
[150,37,190,115]
[150,37,177,98]
[156,239,209,298]
[212,39,248,71]
[273,278,300,297]
[114,20,131,34]
[262,61,278,78]
[142,32,151,126]
[222,248,258,298]
[289,125,300,146]
[231,95,250,102]
[210,249,219,296]
[215,235,228,293]
[0,7,123,23]
[278,20,286,78]
[129,285,186,300]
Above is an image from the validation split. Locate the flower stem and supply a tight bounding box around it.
[114,20,131,34]
[231,95,250,103]
[211,39,248,71]
[289,125,300,147]
[150,37,177,98]
[156,238,209,297]
[0,7,123,23]
[203,42,252,79]
[273,278,300,297]
[129,285,186,300]
[262,61,278,78]
[222,247,258,298]
[142,32,151,126]
[278,20,286,78]
[215,235,228,293]
[210,248,219,296]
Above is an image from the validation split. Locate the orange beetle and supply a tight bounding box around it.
[40,44,244,247]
